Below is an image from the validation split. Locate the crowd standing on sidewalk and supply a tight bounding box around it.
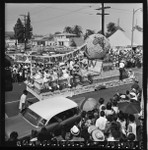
[6,78,143,146]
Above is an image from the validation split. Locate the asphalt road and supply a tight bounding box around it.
[5,68,142,118]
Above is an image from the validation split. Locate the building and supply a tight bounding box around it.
[32,36,55,46]
[54,33,77,47]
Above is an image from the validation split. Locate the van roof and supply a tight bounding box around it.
[29,96,78,120]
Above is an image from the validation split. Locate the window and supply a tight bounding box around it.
[48,107,78,125]
[22,108,47,127]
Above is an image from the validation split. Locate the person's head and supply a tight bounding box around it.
[112,114,118,121]
[100,111,105,117]
[101,105,106,111]
[112,100,117,106]
[106,102,112,110]
[23,90,28,95]
[111,129,121,140]
[99,98,105,105]
[111,121,119,130]
[118,112,125,122]
[128,114,135,123]
[9,131,18,140]
[81,111,86,118]
[106,115,113,122]
[127,133,135,141]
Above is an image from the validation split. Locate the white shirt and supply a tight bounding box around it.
[95,116,107,131]
[69,61,74,70]
[117,119,126,135]
[19,94,27,110]
[105,109,114,116]
[119,62,125,69]
[112,106,119,114]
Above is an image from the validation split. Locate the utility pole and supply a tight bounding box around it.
[96,3,111,35]
[20,14,27,51]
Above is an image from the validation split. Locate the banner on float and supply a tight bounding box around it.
[12,44,87,64]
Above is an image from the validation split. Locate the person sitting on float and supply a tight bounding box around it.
[34,69,43,80]
[42,69,52,89]
[52,67,60,89]
[71,63,84,85]
[61,63,72,87]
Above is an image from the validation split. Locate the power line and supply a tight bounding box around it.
[32,5,91,24]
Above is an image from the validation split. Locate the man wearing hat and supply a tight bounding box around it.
[91,129,105,141]
[69,125,84,141]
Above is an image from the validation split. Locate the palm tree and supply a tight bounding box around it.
[84,29,95,40]
[63,26,73,33]
[72,25,83,37]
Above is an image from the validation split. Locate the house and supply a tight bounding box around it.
[32,36,55,46]
[54,33,77,47]
[5,31,18,47]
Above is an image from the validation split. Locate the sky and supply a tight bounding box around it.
[5,3,143,39]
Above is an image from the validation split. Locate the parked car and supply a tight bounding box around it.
[5,96,81,140]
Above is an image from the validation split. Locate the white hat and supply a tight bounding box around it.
[130,92,137,101]
[88,125,97,134]
[59,62,65,66]
[92,129,105,141]
[70,125,80,136]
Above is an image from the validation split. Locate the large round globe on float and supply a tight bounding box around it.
[84,33,111,60]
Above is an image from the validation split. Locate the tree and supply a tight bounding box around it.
[26,12,33,42]
[63,26,73,33]
[107,22,117,34]
[72,25,83,37]
[84,29,95,40]
[70,39,77,47]
[106,22,124,37]
[14,18,25,43]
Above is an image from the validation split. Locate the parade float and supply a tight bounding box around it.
[11,34,133,100]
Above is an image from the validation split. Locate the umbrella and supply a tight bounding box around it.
[85,34,111,60]
[80,98,98,112]
[117,101,141,115]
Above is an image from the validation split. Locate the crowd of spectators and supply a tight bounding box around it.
[6,79,143,147]
[108,47,143,69]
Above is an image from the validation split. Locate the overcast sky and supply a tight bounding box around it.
[5,3,143,38]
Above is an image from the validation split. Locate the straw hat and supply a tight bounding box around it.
[70,125,80,136]
[88,125,97,134]
[92,129,105,141]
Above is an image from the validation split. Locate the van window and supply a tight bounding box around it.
[56,108,77,120]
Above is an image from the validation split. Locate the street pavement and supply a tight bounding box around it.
[5,68,142,118]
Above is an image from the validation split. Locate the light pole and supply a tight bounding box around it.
[131,8,142,48]
[20,14,27,51]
